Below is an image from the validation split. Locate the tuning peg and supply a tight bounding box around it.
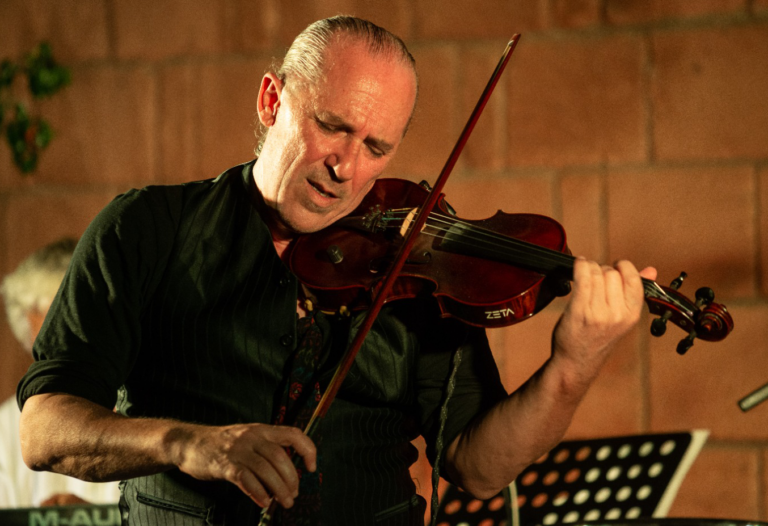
[650,272,689,338]
[695,286,714,306]
[677,331,696,355]
[651,311,671,336]
[671,272,687,290]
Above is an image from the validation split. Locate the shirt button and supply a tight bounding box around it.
[279,275,292,287]
[280,334,294,347]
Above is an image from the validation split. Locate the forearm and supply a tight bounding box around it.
[19,393,188,482]
[445,351,600,499]
[20,392,318,508]
[445,259,654,499]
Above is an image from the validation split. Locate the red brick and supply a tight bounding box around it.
[607,0,746,25]
[607,166,755,299]
[668,446,760,520]
[3,190,118,272]
[159,59,269,184]
[275,1,413,46]
[760,168,768,296]
[114,0,272,60]
[34,65,156,187]
[0,169,51,192]
[219,0,278,53]
[387,45,459,180]
[560,172,605,262]
[157,64,200,183]
[413,0,546,39]
[649,305,768,441]
[0,201,6,276]
[550,0,602,29]
[506,35,646,168]
[0,0,109,63]
[764,449,768,521]
[445,174,555,220]
[459,44,510,172]
[0,146,21,191]
[652,24,768,161]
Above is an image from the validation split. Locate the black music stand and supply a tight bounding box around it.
[434,431,708,526]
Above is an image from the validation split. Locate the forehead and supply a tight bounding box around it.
[298,39,417,138]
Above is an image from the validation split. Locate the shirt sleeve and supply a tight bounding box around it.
[17,187,178,411]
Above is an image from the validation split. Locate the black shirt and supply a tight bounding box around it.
[18,161,506,525]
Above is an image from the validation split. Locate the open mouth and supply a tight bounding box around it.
[308,180,337,199]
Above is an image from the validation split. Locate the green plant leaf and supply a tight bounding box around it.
[2,42,69,173]
[0,59,17,88]
[25,42,71,98]
[5,105,50,174]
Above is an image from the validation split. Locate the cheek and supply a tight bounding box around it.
[345,177,379,211]
[360,176,378,195]
[353,161,386,196]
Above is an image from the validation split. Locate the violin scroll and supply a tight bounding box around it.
[645,272,734,355]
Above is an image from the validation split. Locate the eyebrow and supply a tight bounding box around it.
[318,112,396,154]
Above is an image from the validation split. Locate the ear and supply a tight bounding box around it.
[257,72,283,127]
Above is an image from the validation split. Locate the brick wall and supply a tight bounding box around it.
[1,0,766,520]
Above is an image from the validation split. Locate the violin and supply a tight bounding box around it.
[289,177,734,355]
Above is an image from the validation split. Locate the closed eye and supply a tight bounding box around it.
[316,118,337,132]
[315,115,393,158]
[366,143,385,158]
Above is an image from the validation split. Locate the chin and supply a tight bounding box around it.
[286,215,335,235]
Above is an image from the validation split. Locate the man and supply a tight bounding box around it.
[17,16,655,525]
[0,238,119,507]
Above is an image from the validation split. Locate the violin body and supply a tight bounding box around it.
[289,178,733,350]
[289,178,572,328]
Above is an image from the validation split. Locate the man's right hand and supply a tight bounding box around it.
[20,393,315,510]
[173,423,316,508]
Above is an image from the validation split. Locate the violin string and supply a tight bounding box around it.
[378,209,669,301]
[381,209,572,266]
[383,209,577,269]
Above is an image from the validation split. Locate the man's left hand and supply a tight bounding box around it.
[552,258,657,381]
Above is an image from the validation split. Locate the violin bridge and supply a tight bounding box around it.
[399,208,419,237]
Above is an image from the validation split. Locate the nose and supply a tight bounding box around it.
[326,138,362,182]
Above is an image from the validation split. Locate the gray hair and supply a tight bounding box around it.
[1,238,76,351]
[255,15,417,155]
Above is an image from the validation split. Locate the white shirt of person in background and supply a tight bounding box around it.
[0,238,120,508]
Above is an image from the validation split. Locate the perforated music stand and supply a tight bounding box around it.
[434,431,708,526]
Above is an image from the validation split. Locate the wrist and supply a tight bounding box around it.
[159,421,200,470]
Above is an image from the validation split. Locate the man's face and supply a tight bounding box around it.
[254,39,417,238]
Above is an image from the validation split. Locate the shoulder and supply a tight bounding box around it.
[89,162,256,240]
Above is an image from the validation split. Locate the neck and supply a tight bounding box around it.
[271,231,294,261]
[249,161,297,261]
